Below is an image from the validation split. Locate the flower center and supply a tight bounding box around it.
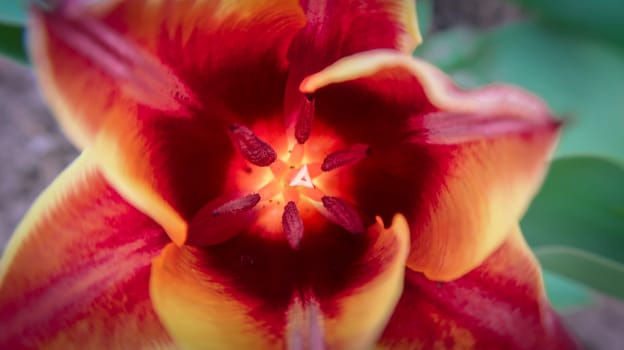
[289,165,314,188]
[219,95,369,249]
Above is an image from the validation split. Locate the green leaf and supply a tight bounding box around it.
[416,0,433,38]
[521,157,624,265]
[0,24,28,64]
[415,27,482,70]
[418,21,624,163]
[477,22,624,162]
[543,270,594,311]
[537,247,624,300]
[414,27,489,88]
[0,0,27,26]
[507,0,624,47]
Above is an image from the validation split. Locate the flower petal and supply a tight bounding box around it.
[29,1,306,245]
[91,106,235,246]
[29,0,305,148]
[300,50,559,280]
[294,0,420,57]
[284,1,421,127]
[379,227,579,349]
[0,152,172,348]
[405,118,559,281]
[150,214,409,349]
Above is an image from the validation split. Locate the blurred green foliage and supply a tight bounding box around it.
[509,0,624,47]
[0,24,27,63]
[416,21,624,164]
[522,157,624,265]
[0,0,27,64]
[537,247,624,300]
[543,270,592,310]
[416,0,433,37]
[523,157,624,300]
[0,0,26,25]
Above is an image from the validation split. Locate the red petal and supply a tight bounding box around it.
[0,153,172,348]
[92,108,235,245]
[185,193,262,247]
[150,215,409,349]
[300,51,560,280]
[29,1,306,245]
[284,0,421,128]
[29,0,305,148]
[379,227,579,349]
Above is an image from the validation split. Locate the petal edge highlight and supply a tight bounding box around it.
[0,152,172,349]
[379,227,579,350]
[150,214,410,349]
[300,50,560,280]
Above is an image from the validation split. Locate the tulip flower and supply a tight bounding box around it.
[0,0,579,349]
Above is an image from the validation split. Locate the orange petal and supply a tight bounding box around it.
[29,0,305,148]
[404,114,559,281]
[299,50,559,280]
[0,152,172,348]
[150,214,410,349]
[91,105,233,246]
[301,49,549,121]
[379,227,579,349]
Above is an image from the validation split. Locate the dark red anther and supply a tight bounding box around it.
[321,144,370,171]
[321,196,364,234]
[295,94,315,144]
[212,193,261,216]
[229,124,277,166]
[282,201,304,249]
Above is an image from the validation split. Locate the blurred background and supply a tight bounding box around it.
[0,0,623,348]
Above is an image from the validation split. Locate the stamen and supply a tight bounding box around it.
[229,124,277,166]
[282,201,304,249]
[321,196,364,234]
[295,94,315,144]
[321,144,369,171]
[212,193,261,216]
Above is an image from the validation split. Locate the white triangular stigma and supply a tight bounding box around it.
[289,164,314,188]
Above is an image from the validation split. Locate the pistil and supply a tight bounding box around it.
[224,96,369,248]
[289,164,314,188]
